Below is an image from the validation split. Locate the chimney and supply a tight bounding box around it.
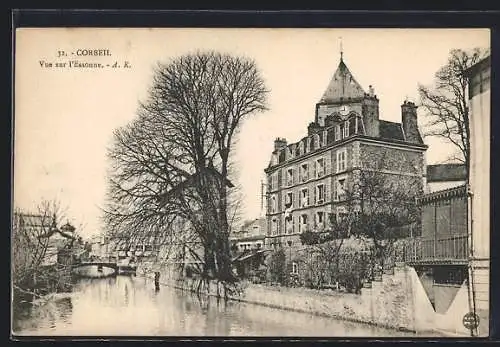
[362,90,380,137]
[307,122,321,135]
[274,137,287,152]
[401,101,420,143]
[369,85,375,96]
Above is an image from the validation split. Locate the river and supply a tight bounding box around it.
[13,275,420,337]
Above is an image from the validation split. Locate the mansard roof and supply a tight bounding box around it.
[320,59,365,103]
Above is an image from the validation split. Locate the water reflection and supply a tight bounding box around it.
[13,276,419,337]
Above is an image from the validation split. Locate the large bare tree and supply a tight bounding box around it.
[104,51,268,295]
[12,199,73,295]
[418,47,489,172]
[346,150,422,272]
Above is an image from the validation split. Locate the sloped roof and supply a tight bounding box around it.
[419,184,467,204]
[427,164,467,182]
[320,59,365,103]
[379,120,405,141]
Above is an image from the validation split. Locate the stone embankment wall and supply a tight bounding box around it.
[141,262,441,334]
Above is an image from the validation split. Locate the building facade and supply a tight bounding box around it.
[465,55,490,336]
[264,56,427,248]
[230,217,266,251]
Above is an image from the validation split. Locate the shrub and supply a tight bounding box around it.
[299,231,320,245]
[267,248,287,285]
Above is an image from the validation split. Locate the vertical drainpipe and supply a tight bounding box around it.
[466,183,478,336]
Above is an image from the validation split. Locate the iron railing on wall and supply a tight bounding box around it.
[403,235,468,263]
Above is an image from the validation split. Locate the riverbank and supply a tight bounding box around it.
[139,266,464,337]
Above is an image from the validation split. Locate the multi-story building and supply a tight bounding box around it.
[264,55,428,247]
[230,217,266,252]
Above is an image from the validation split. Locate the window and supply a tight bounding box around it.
[343,121,350,138]
[316,211,324,226]
[285,216,293,234]
[271,218,278,236]
[271,195,277,213]
[292,262,298,274]
[335,125,341,141]
[270,173,278,191]
[285,192,293,208]
[316,184,325,204]
[336,149,347,172]
[300,189,309,207]
[338,212,348,223]
[316,158,325,178]
[299,214,308,233]
[252,225,259,236]
[314,134,320,149]
[336,207,348,224]
[333,178,346,201]
[328,213,335,226]
[301,163,309,182]
[349,117,357,135]
[286,168,294,186]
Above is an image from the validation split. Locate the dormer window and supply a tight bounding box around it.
[343,121,350,138]
[335,125,341,141]
[349,117,357,135]
[314,133,320,149]
[298,142,304,156]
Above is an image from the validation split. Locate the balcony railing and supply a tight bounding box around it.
[403,235,468,264]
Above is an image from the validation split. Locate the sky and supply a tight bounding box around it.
[14,28,490,238]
